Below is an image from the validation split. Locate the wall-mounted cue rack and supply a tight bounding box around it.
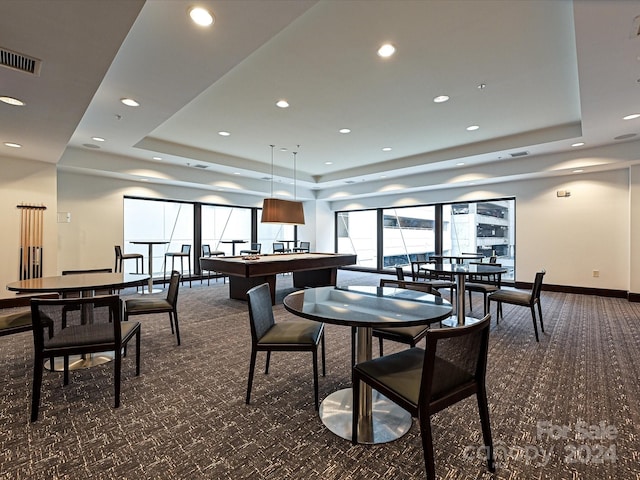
[17,204,47,280]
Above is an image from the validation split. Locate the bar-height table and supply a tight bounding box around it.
[429,253,483,264]
[130,240,168,294]
[422,263,507,325]
[284,285,452,444]
[220,239,247,256]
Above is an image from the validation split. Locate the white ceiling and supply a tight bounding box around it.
[2,0,640,201]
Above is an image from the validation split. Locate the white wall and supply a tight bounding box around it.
[0,156,57,289]
[329,169,630,290]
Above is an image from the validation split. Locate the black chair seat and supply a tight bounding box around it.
[124,297,173,314]
[45,322,140,349]
[487,289,530,305]
[373,324,431,339]
[258,321,322,346]
[465,282,499,294]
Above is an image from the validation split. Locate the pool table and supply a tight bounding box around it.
[199,252,357,304]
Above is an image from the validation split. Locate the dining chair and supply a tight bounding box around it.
[488,270,546,342]
[164,244,192,287]
[246,283,325,410]
[200,244,225,285]
[239,243,262,255]
[292,241,310,253]
[272,242,288,254]
[29,294,141,422]
[465,262,502,316]
[352,314,494,479]
[123,270,182,345]
[417,260,456,299]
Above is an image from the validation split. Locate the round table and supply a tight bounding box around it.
[220,239,247,256]
[130,241,169,294]
[284,285,452,444]
[7,272,149,370]
[422,263,507,325]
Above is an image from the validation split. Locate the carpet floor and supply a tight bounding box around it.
[1,270,639,479]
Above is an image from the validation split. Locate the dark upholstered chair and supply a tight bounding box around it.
[292,241,310,253]
[272,242,288,254]
[124,270,182,345]
[372,279,443,357]
[246,283,325,410]
[352,314,495,479]
[164,244,191,287]
[411,256,456,298]
[488,270,546,342]
[114,245,143,274]
[465,262,503,316]
[201,244,225,285]
[29,295,141,422]
[239,243,261,255]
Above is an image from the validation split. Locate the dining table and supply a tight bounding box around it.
[429,253,483,264]
[6,271,149,370]
[421,263,507,325]
[130,240,169,294]
[283,285,452,444]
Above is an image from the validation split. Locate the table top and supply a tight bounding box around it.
[283,285,452,328]
[130,240,169,245]
[6,272,149,293]
[422,263,507,276]
[221,239,247,243]
[429,254,483,262]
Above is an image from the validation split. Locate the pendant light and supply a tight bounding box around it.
[261,144,305,225]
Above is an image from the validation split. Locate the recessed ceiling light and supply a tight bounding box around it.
[571,142,585,147]
[433,95,449,103]
[456,162,465,166]
[233,172,241,175]
[382,147,392,152]
[623,113,640,120]
[188,7,214,26]
[153,156,162,161]
[466,125,480,131]
[218,131,230,136]
[477,83,487,90]
[121,98,140,107]
[0,96,25,106]
[4,142,21,148]
[380,175,387,178]
[279,147,288,152]
[573,169,584,173]
[276,100,289,108]
[325,161,333,165]
[92,137,105,142]
[377,43,396,58]
[339,128,351,134]
[140,178,149,182]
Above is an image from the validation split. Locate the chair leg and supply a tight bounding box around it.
[114,347,122,408]
[418,414,436,480]
[168,312,175,334]
[135,329,141,376]
[31,357,44,422]
[530,305,540,342]
[483,293,489,316]
[246,348,257,404]
[312,349,319,410]
[321,333,326,376]
[63,355,70,386]
[265,351,271,374]
[537,301,544,332]
[173,310,181,346]
[477,388,496,473]
[351,327,356,368]
[468,290,473,312]
[378,337,384,357]
[187,257,191,288]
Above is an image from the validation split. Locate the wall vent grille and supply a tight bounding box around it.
[510,151,529,158]
[0,47,41,76]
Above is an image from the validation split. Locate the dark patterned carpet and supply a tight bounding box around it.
[1,271,639,479]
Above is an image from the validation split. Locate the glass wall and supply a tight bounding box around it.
[382,206,435,267]
[257,221,295,254]
[124,198,194,278]
[336,210,378,268]
[202,205,252,256]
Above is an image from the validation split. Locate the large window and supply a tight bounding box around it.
[382,206,435,267]
[336,210,378,268]
[202,205,252,256]
[124,198,194,277]
[258,221,295,254]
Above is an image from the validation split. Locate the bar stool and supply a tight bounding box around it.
[201,244,225,285]
[114,246,144,290]
[164,244,192,287]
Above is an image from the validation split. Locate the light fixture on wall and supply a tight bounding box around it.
[261,145,305,225]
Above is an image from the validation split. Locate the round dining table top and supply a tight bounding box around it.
[6,272,149,294]
[422,263,507,276]
[283,285,452,329]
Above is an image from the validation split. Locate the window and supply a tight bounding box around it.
[382,206,435,268]
[202,205,251,255]
[336,210,378,268]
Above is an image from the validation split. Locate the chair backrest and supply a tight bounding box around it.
[181,244,191,254]
[469,262,502,285]
[246,283,275,343]
[114,245,123,258]
[420,314,491,412]
[166,270,181,307]
[532,270,546,301]
[395,266,405,280]
[202,244,211,256]
[415,253,427,262]
[299,241,310,250]
[61,268,113,297]
[273,242,285,253]
[30,294,123,352]
[252,243,262,253]
[380,279,441,297]
[489,256,497,264]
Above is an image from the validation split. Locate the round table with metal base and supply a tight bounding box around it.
[319,387,412,444]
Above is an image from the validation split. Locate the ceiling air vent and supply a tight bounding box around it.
[192,164,208,169]
[509,151,529,158]
[345,180,356,184]
[0,47,42,76]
